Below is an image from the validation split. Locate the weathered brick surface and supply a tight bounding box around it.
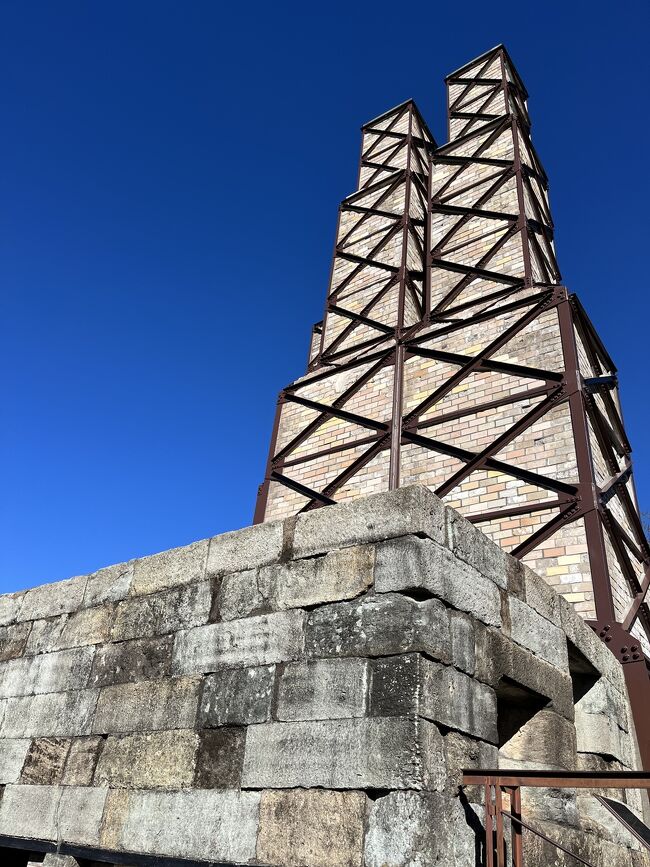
[82,561,133,607]
[0,592,25,627]
[18,576,87,622]
[507,594,569,669]
[194,728,246,789]
[365,791,478,867]
[0,646,94,698]
[0,485,639,866]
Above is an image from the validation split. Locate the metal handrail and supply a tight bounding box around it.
[462,768,650,867]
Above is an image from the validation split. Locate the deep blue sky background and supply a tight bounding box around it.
[2,1,649,592]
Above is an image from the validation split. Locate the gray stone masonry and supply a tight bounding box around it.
[0,486,643,866]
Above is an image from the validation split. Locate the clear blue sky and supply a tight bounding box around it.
[2,1,649,592]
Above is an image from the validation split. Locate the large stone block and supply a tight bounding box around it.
[194,728,246,789]
[173,609,305,675]
[0,737,30,783]
[500,709,577,771]
[20,736,70,784]
[507,595,568,669]
[305,593,450,663]
[444,730,498,797]
[33,645,96,694]
[61,736,104,785]
[0,785,108,846]
[364,790,478,867]
[449,608,476,675]
[19,575,87,622]
[375,535,501,627]
[577,788,645,849]
[370,654,497,742]
[90,635,173,687]
[58,786,108,846]
[111,580,211,642]
[94,729,198,788]
[219,544,374,620]
[101,789,261,863]
[474,623,574,720]
[207,519,285,577]
[446,507,508,589]
[132,540,208,596]
[292,485,447,558]
[0,621,31,662]
[575,707,628,764]
[522,823,636,867]
[92,677,200,734]
[557,594,622,686]
[0,592,25,627]
[24,615,67,656]
[276,658,368,721]
[82,560,133,607]
[242,717,445,790]
[522,563,561,626]
[198,665,275,727]
[1,689,99,738]
[577,678,629,732]
[257,789,366,867]
[46,605,114,651]
[0,783,60,839]
[0,646,95,698]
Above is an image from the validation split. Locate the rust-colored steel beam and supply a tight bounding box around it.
[253,45,650,768]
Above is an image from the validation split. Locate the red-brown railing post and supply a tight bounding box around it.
[510,786,524,867]
[485,781,495,867]
[495,785,506,867]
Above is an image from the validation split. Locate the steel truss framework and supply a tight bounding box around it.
[254,46,650,765]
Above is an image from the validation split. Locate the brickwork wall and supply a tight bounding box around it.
[258,49,646,656]
[0,487,644,867]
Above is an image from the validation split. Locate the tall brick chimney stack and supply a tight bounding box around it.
[255,45,650,765]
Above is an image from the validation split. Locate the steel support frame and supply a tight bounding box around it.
[253,46,650,764]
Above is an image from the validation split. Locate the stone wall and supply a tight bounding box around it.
[0,487,645,866]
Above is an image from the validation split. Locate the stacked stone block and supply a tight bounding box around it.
[0,487,645,866]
